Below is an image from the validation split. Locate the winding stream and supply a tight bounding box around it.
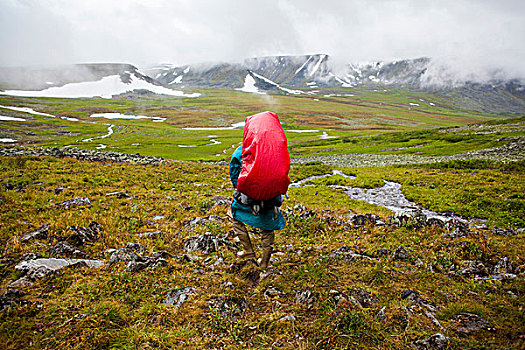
[292,172,454,221]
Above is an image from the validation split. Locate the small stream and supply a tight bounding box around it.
[291,172,454,221]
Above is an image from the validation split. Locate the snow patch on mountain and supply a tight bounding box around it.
[250,71,303,95]
[1,74,200,99]
[237,74,265,94]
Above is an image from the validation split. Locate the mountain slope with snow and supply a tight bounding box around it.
[148,54,525,114]
[0,64,200,99]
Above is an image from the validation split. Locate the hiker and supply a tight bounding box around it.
[228,111,290,268]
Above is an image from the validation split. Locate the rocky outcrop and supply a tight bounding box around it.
[0,146,168,166]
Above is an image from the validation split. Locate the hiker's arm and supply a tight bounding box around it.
[229,145,242,189]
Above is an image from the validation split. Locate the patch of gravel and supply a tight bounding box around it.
[292,137,525,167]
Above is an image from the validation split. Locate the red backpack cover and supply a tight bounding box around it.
[236,111,290,201]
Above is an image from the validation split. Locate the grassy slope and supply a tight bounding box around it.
[0,157,524,349]
[1,87,516,162]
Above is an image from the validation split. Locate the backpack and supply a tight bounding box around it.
[236,111,290,204]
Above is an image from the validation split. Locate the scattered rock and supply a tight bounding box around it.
[452,313,494,333]
[0,289,36,312]
[330,246,377,262]
[184,233,234,254]
[47,241,89,258]
[375,306,387,321]
[208,296,248,321]
[493,257,513,274]
[278,314,296,322]
[295,290,317,308]
[178,254,200,263]
[19,253,42,262]
[293,204,307,211]
[348,213,380,226]
[413,333,450,350]
[68,222,103,246]
[105,190,130,198]
[211,195,231,206]
[21,224,49,242]
[329,290,347,305]
[392,245,409,260]
[456,260,488,277]
[183,215,224,229]
[54,186,68,195]
[491,227,517,236]
[389,209,427,228]
[425,217,445,228]
[136,231,163,238]
[163,287,198,308]
[264,286,284,299]
[349,288,375,308]
[108,243,146,265]
[124,253,169,272]
[375,248,392,257]
[57,197,92,209]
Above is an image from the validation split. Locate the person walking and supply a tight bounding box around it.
[228,111,290,268]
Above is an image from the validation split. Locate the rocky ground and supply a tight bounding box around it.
[0,153,523,349]
[292,136,525,167]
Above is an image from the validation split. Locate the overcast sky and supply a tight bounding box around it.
[1,0,524,78]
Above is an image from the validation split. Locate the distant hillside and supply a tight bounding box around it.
[0,64,199,99]
[145,54,525,114]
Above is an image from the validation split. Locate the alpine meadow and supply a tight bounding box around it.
[1,49,524,350]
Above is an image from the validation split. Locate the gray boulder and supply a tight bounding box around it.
[57,197,91,209]
[413,333,449,350]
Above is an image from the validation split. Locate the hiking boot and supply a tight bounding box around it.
[237,231,255,259]
[258,230,275,269]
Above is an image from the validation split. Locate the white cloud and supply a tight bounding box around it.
[0,0,523,79]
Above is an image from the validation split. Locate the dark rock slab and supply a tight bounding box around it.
[47,241,89,258]
[69,222,103,246]
[413,333,450,350]
[21,224,49,241]
[452,313,494,333]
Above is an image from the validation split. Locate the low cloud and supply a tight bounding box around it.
[1,0,523,81]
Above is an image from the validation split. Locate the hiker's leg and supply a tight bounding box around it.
[228,209,255,259]
[258,230,275,268]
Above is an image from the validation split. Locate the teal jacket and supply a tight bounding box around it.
[230,145,286,231]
